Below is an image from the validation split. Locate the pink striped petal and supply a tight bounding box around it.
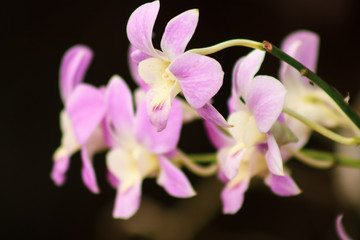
[232,50,265,99]
[66,84,106,145]
[157,156,196,198]
[170,52,224,108]
[196,103,230,128]
[265,132,284,176]
[135,98,182,154]
[50,156,70,186]
[126,1,161,58]
[160,9,199,60]
[80,146,100,194]
[105,75,135,137]
[113,181,142,219]
[264,172,301,196]
[204,120,234,149]
[246,75,286,133]
[60,45,93,103]
[221,180,249,214]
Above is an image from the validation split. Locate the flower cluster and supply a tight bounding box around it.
[51,0,359,221]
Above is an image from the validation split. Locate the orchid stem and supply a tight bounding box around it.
[283,106,360,145]
[176,150,218,177]
[188,39,360,130]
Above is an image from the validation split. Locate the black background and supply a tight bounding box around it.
[2,0,360,239]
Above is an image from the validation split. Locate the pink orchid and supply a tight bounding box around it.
[127,1,224,131]
[105,75,196,219]
[51,45,108,193]
[205,49,301,214]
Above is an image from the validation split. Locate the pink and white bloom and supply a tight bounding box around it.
[51,45,108,193]
[105,75,196,219]
[205,49,300,214]
[127,1,224,131]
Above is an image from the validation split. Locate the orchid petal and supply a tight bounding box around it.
[227,95,246,114]
[221,180,249,214]
[265,172,301,196]
[107,170,119,189]
[336,214,352,240]
[126,1,162,58]
[66,84,106,145]
[246,75,286,133]
[265,132,284,176]
[80,146,100,194]
[204,120,234,149]
[135,99,182,154]
[160,9,199,60]
[170,52,224,108]
[113,181,142,219]
[232,50,265,99]
[50,156,70,186]
[157,156,196,198]
[128,46,151,90]
[224,149,246,180]
[196,103,230,128]
[105,75,135,138]
[60,45,93,103]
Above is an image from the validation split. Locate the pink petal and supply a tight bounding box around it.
[227,95,246,114]
[246,75,286,133]
[107,170,119,189]
[169,52,224,108]
[336,214,352,240]
[196,103,230,128]
[135,98,182,154]
[157,156,196,198]
[264,172,301,196]
[80,146,100,194]
[113,181,142,219]
[160,9,199,60]
[50,156,70,186]
[265,132,284,176]
[126,1,162,58]
[221,180,249,214]
[59,45,93,103]
[66,84,106,145]
[128,46,150,91]
[224,149,246,180]
[204,120,234,149]
[105,75,135,136]
[232,49,265,99]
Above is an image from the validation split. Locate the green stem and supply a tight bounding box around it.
[187,153,217,163]
[176,150,218,177]
[283,106,360,145]
[187,39,360,130]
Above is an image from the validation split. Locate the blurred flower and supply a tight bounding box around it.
[336,214,353,240]
[51,45,108,193]
[105,75,195,219]
[127,1,224,131]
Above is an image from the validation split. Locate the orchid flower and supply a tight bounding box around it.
[127,1,224,131]
[105,75,196,219]
[51,45,108,193]
[279,30,353,147]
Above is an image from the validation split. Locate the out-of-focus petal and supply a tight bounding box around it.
[232,50,265,99]
[105,75,135,138]
[128,46,150,90]
[126,1,163,59]
[157,156,196,198]
[196,103,230,128]
[246,75,286,133]
[50,156,70,186]
[221,180,249,214]
[113,181,142,219]
[227,95,246,114]
[264,172,301,196]
[66,84,106,145]
[224,149,246,180]
[80,146,100,194]
[179,98,200,123]
[135,99,182,154]
[266,132,284,176]
[160,9,199,60]
[107,170,119,189]
[204,120,234,149]
[60,45,93,103]
[336,214,353,240]
[170,52,224,108]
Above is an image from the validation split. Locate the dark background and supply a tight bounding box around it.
[2,0,360,239]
